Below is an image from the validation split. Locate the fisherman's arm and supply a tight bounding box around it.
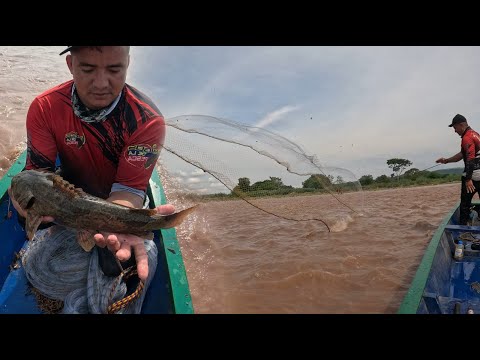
[107,190,144,209]
[436,151,463,164]
[463,137,478,193]
[7,98,58,223]
[105,190,175,215]
[25,97,58,171]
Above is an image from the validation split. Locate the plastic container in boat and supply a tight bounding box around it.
[454,240,464,261]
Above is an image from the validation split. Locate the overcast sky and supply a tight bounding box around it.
[124,46,480,192]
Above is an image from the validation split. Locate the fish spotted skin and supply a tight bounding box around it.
[10,169,196,249]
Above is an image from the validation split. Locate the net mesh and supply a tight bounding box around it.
[160,115,364,232]
[22,225,157,314]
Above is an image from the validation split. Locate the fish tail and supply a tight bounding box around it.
[151,205,197,229]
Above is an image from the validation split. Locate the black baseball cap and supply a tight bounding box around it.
[59,46,76,55]
[449,114,468,127]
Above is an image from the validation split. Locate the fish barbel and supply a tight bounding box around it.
[10,169,196,251]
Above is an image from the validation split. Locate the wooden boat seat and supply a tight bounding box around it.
[445,225,480,233]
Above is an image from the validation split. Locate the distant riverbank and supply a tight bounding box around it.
[187,179,462,202]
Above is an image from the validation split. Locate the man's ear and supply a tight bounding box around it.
[66,54,73,75]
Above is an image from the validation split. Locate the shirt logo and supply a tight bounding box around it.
[125,144,159,169]
[64,131,86,148]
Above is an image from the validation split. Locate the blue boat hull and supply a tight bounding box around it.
[399,202,480,314]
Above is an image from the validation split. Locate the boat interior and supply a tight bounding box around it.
[418,205,480,314]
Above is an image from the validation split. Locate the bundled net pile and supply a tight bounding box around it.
[22,225,157,314]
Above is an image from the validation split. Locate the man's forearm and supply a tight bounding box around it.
[447,152,463,163]
[107,190,144,209]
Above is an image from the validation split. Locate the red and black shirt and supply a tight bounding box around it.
[26,80,165,199]
[461,127,480,180]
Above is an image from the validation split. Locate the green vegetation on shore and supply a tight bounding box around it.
[196,158,462,200]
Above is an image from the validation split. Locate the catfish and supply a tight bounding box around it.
[9,169,196,251]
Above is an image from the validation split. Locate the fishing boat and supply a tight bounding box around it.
[398,201,480,314]
[0,150,194,314]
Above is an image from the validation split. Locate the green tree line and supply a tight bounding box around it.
[201,158,462,200]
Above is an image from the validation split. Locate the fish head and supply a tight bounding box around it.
[10,169,53,211]
[10,169,57,241]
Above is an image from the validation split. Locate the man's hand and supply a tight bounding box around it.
[7,186,55,223]
[436,157,448,164]
[466,179,476,193]
[93,204,175,282]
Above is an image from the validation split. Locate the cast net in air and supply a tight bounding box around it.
[159,115,365,233]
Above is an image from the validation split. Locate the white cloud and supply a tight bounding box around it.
[130,46,480,179]
[254,105,300,129]
[186,177,202,184]
[190,168,206,176]
[173,170,188,177]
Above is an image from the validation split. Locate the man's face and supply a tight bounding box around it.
[66,46,130,110]
[453,123,466,137]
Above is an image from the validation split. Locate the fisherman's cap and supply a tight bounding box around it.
[449,114,468,127]
[59,46,76,55]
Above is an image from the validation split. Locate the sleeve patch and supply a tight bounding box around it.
[124,143,159,169]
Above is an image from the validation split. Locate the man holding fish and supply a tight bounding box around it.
[8,46,176,283]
